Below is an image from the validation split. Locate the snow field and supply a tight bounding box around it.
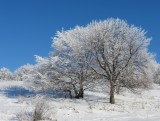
[0,81,160,121]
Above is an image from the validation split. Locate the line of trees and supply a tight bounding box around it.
[0,18,159,104]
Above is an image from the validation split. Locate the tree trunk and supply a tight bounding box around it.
[68,90,72,99]
[75,77,84,98]
[75,88,84,98]
[110,83,115,104]
[78,88,84,98]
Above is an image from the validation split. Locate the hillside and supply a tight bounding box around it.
[0,81,160,121]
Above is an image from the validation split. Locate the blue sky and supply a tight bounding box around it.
[0,0,160,71]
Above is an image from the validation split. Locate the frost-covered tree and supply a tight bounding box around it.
[115,59,157,94]
[0,67,14,81]
[29,55,55,92]
[21,55,71,96]
[22,56,53,92]
[52,26,97,98]
[83,19,154,104]
[14,64,34,81]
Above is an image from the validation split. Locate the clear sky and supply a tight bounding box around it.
[0,0,160,71]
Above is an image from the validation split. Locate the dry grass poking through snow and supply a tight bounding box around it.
[17,99,57,121]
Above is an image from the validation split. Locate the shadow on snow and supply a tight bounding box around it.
[0,86,69,99]
[0,86,35,98]
[0,86,109,104]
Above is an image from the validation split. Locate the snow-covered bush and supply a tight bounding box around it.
[14,64,34,81]
[23,55,56,92]
[0,67,14,81]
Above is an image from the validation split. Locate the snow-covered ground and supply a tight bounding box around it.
[0,81,160,121]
